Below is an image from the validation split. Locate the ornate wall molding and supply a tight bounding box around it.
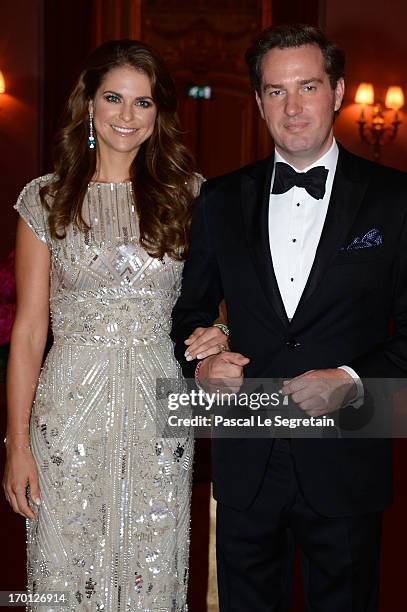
[142,1,259,75]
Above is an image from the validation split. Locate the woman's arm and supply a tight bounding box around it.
[3,219,50,519]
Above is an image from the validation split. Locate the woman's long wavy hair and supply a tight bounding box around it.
[40,39,196,260]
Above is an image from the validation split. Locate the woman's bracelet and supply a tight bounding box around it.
[3,436,30,450]
[195,360,203,383]
[213,323,229,337]
[195,360,207,392]
[5,431,29,436]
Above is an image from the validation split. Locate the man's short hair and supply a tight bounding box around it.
[245,23,345,93]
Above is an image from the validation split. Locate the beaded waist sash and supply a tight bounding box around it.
[50,287,175,346]
[52,333,171,347]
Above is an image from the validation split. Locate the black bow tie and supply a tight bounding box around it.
[272,162,329,200]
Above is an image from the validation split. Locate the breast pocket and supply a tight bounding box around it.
[328,247,388,295]
[331,246,385,266]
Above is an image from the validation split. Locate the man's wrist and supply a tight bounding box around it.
[338,365,364,408]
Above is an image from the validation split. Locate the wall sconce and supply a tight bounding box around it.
[0,70,5,94]
[355,82,404,161]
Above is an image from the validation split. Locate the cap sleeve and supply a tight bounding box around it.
[190,172,206,197]
[14,175,54,248]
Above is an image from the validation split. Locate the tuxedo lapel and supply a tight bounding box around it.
[293,147,370,318]
[240,154,289,327]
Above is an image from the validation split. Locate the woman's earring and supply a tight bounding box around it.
[88,112,95,149]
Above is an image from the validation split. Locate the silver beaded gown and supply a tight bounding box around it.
[15,175,194,612]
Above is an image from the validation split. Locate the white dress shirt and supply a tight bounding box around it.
[268,139,363,405]
[269,140,338,318]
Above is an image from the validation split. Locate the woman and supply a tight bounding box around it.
[3,40,227,611]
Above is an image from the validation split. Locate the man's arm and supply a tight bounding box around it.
[283,190,407,414]
[348,206,407,379]
[171,184,224,379]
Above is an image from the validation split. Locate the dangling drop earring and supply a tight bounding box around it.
[88,111,95,149]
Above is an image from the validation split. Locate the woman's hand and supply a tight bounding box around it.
[184,326,229,361]
[3,447,41,520]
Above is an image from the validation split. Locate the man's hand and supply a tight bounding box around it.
[281,368,357,417]
[197,352,250,394]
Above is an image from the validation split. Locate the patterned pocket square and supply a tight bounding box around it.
[341,228,383,251]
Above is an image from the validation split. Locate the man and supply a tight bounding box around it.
[171,24,407,611]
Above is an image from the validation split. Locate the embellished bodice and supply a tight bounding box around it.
[15,177,184,346]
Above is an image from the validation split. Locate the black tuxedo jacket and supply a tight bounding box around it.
[171,146,407,517]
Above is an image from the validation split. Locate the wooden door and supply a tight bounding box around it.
[141,0,270,177]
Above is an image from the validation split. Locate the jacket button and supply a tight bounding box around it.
[286,339,301,349]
